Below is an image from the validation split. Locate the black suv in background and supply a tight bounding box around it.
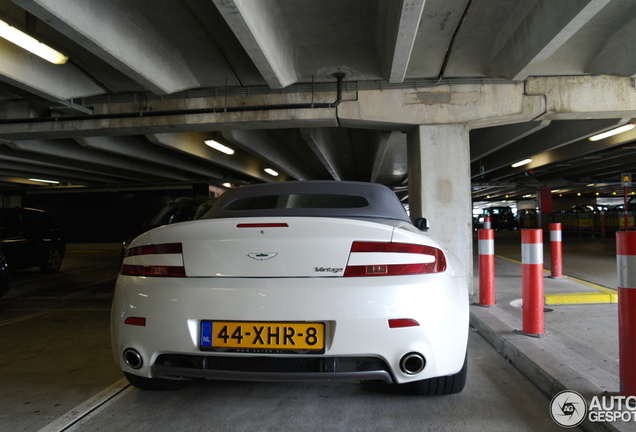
[0,207,66,273]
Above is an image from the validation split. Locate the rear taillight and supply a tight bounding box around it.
[121,243,186,277]
[344,241,446,277]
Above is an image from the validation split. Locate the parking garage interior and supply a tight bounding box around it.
[3,0,636,430]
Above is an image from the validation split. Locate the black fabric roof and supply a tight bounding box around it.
[203,181,411,223]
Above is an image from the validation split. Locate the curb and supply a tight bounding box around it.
[470,304,631,432]
[545,292,618,305]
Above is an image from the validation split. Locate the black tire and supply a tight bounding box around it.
[40,247,63,273]
[124,372,189,391]
[409,353,467,396]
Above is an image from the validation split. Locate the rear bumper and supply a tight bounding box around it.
[112,272,469,384]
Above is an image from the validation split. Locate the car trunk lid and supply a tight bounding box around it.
[153,217,395,278]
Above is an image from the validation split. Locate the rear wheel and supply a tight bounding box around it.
[409,353,467,396]
[124,372,189,391]
[40,247,63,272]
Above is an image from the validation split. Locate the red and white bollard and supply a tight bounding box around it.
[617,231,636,397]
[478,228,495,306]
[549,223,563,278]
[483,216,492,229]
[521,229,545,336]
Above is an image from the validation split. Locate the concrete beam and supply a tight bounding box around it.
[7,139,191,182]
[338,83,546,130]
[496,119,632,180]
[0,158,119,185]
[338,77,636,131]
[213,0,297,89]
[526,75,636,119]
[300,128,342,181]
[470,121,550,162]
[546,152,636,180]
[147,132,288,183]
[14,0,199,94]
[487,0,611,80]
[76,136,224,180]
[221,129,310,180]
[0,39,103,101]
[379,0,426,83]
[0,145,144,183]
[373,131,408,186]
[0,110,338,141]
[588,16,636,77]
[472,118,621,177]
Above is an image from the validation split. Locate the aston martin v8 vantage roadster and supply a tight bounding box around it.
[112,181,469,394]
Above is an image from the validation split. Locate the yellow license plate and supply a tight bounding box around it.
[201,321,325,350]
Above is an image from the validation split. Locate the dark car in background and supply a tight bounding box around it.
[570,204,610,213]
[0,207,66,273]
[474,206,517,231]
[0,253,9,297]
[121,197,217,259]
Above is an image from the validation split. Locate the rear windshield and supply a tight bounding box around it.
[225,194,369,211]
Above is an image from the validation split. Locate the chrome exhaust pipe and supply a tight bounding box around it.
[400,352,425,375]
[123,348,143,370]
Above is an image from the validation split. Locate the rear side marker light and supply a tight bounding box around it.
[237,223,289,228]
[121,243,186,277]
[124,317,147,326]
[389,319,420,328]
[344,241,446,277]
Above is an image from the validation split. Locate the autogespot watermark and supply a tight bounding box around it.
[550,390,636,428]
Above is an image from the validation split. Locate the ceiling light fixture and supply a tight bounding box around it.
[0,19,68,64]
[204,139,234,155]
[29,178,59,184]
[264,168,279,177]
[511,158,532,168]
[589,124,635,141]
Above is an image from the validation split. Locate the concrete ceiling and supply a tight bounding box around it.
[2,0,636,203]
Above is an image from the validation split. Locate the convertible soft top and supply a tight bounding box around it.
[202,181,411,223]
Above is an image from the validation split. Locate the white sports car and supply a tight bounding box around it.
[112,181,469,395]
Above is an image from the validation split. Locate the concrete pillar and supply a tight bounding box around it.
[407,124,473,285]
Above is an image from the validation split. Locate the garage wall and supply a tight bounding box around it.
[21,188,194,243]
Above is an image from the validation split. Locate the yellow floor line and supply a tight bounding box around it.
[494,255,618,305]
